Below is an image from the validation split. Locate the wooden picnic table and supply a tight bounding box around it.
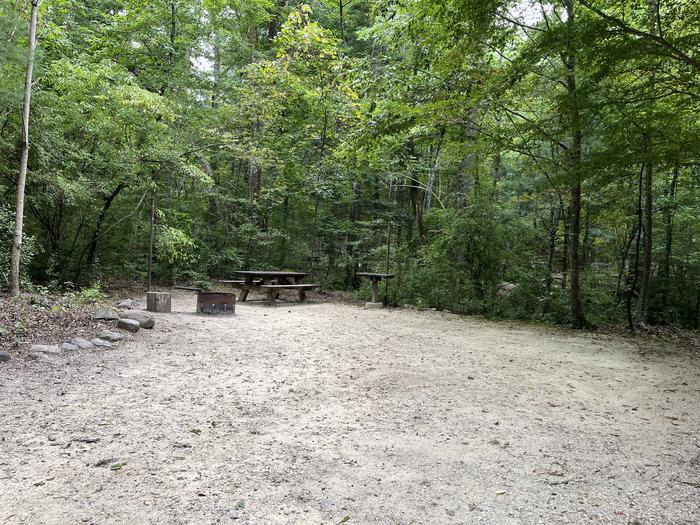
[219,270,316,305]
[356,272,395,303]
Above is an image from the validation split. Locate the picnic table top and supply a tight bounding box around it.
[236,270,309,277]
[356,272,395,279]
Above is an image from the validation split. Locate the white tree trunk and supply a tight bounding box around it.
[9,0,39,295]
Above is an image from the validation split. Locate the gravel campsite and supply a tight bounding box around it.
[1,293,699,525]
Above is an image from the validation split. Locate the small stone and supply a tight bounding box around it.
[116,299,134,309]
[30,344,61,355]
[62,342,79,352]
[364,302,384,310]
[92,309,120,321]
[117,318,140,333]
[120,310,155,329]
[0,351,10,362]
[29,294,54,308]
[92,338,112,348]
[99,330,124,342]
[71,337,94,350]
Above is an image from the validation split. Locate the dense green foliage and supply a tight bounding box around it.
[1,0,699,328]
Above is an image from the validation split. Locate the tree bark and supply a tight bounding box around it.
[637,0,658,322]
[345,181,359,288]
[564,0,587,329]
[424,129,444,212]
[627,165,644,330]
[85,182,128,270]
[148,190,156,292]
[456,109,479,210]
[660,162,679,312]
[9,0,39,295]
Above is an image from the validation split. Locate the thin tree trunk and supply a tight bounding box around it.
[637,0,658,322]
[547,207,559,275]
[345,181,359,288]
[9,0,38,295]
[616,224,637,300]
[424,129,444,212]
[85,182,127,269]
[561,204,569,290]
[637,133,653,322]
[339,0,345,43]
[148,190,156,291]
[309,192,320,276]
[627,165,644,330]
[212,33,221,109]
[564,0,587,328]
[74,181,128,283]
[279,195,289,267]
[582,204,590,268]
[660,161,679,312]
[456,109,479,210]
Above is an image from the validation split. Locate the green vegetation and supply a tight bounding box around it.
[1,1,698,329]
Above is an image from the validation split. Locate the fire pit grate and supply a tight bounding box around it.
[175,287,235,315]
[197,291,235,315]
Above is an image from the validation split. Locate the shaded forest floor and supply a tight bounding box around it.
[1,292,699,524]
[0,296,112,359]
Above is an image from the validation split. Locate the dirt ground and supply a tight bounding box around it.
[1,292,699,525]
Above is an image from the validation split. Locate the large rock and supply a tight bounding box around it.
[92,338,112,348]
[99,330,124,342]
[29,294,54,309]
[116,299,134,310]
[71,337,94,350]
[0,351,10,362]
[61,342,79,352]
[92,309,120,321]
[116,318,140,333]
[120,310,154,329]
[30,344,61,355]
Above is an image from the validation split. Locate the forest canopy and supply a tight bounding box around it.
[1,0,699,329]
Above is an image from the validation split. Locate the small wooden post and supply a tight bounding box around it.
[371,279,379,303]
[147,190,156,292]
[147,291,171,313]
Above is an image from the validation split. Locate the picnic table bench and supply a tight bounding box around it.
[220,271,318,306]
[357,272,395,306]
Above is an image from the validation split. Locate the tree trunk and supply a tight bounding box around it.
[345,181,359,288]
[212,33,221,109]
[564,0,587,329]
[148,190,156,291]
[547,207,560,277]
[561,204,569,290]
[456,109,479,210]
[309,192,320,277]
[424,129,444,212]
[9,0,38,295]
[279,195,289,267]
[85,182,127,270]
[637,0,658,322]
[660,162,679,312]
[627,165,644,330]
[248,163,261,213]
[616,224,637,300]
